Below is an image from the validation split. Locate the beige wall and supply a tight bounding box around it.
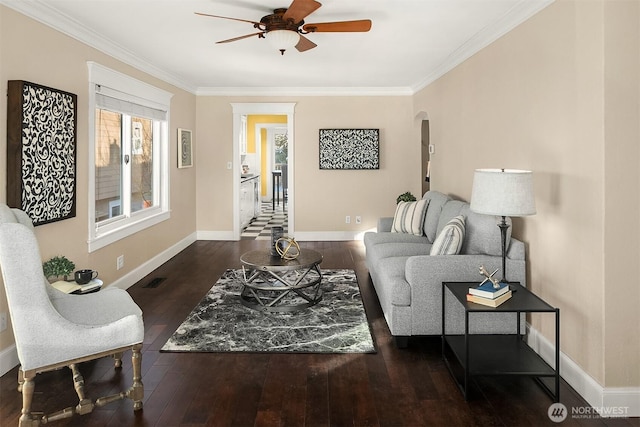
[2,0,638,393]
[413,0,639,388]
[0,7,197,350]
[195,96,418,235]
[603,0,640,388]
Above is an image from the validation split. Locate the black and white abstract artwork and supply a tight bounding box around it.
[7,81,77,225]
[319,128,379,170]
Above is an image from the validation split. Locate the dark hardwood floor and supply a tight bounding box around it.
[1,240,636,426]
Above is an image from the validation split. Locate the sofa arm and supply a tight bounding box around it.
[378,217,394,232]
[404,254,527,334]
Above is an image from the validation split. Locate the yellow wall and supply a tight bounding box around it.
[245,114,287,196]
[246,114,287,153]
[413,0,639,388]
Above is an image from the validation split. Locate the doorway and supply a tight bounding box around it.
[231,103,295,240]
[421,119,431,195]
[240,123,288,240]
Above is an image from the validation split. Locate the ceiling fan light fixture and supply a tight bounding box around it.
[267,29,300,54]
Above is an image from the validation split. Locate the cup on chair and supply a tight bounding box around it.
[75,269,98,285]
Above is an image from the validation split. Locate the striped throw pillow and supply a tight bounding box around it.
[430,215,465,255]
[391,199,428,236]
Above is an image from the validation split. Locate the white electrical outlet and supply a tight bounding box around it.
[345,216,351,224]
[355,216,362,224]
[227,161,232,170]
[117,255,124,270]
[0,312,7,332]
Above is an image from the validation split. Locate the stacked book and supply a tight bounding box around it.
[51,279,103,294]
[466,281,512,307]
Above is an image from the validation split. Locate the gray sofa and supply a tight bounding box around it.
[363,190,526,347]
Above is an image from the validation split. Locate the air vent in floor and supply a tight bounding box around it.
[143,277,166,288]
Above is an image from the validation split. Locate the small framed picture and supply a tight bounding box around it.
[178,128,193,168]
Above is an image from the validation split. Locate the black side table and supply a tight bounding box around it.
[441,281,560,402]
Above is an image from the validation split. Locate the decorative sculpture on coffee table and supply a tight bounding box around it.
[276,237,300,260]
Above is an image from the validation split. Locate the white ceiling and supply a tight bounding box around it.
[2,0,553,95]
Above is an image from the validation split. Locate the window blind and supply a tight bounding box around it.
[96,85,167,121]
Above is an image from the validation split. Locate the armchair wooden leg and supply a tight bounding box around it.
[17,367,24,392]
[18,371,38,427]
[70,364,94,415]
[95,344,144,411]
[129,343,144,410]
[113,352,123,368]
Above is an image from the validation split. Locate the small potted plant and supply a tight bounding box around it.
[396,191,417,204]
[43,256,76,282]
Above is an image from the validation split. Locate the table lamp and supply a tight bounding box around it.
[470,169,536,283]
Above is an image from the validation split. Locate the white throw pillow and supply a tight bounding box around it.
[430,215,466,255]
[391,199,428,236]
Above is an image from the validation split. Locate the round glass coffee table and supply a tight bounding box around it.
[239,248,323,312]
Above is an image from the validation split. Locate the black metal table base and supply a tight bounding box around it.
[441,282,560,402]
[240,264,323,312]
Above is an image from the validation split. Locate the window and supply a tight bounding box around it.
[88,62,173,252]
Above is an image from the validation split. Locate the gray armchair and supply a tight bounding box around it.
[0,205,144,426]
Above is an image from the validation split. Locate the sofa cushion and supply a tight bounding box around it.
[364,231,429,248]
[391,199,428,236]
[436,200,466,235]
[366,242,432,268]
[430,215,465,255]
[459,205,512,256]
[422,191,451,243]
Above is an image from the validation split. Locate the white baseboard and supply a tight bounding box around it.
[0,232,198,376]
[109,232,197,290]
[293,231,360,241]
[527,326,640,418]
[196,230,235,240]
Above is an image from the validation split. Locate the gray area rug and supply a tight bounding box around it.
[161,269,375,353]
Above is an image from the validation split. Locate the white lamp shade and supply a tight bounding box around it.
[266,30,300,51]
[470,169,536,217]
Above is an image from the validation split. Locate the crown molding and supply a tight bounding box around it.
[411,0,555,93]
[196,86,414,97]
[0,0,197,94]
[2,0,554,97]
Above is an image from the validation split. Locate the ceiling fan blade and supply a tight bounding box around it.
[303,20,372,33]
[216,32,264,44]
[283,0,321,23]
[295,35,317,52]
[195,12,262,26]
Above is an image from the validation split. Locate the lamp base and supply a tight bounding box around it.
[498,216,510,283]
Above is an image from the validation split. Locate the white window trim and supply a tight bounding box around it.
[87,62,173,252]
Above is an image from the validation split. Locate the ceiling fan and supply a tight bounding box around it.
[196,0,372,55]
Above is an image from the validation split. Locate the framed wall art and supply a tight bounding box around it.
[178,128,193,168]
[7,80,77,225]
[319,128,379,170]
